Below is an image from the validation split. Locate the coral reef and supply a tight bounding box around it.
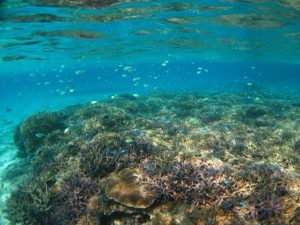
[141,159,234,207]
[6,177,53,225]
[49,175,100,225]
[7,91,300,224]
[13,111,66,157]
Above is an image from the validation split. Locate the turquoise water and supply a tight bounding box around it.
[1,0,300,105]
[1,0,300,225]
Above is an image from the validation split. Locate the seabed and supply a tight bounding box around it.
[2,87,300,225]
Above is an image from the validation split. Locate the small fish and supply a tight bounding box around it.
[111,149,118,155]
[125,138,133,144]
[35,132,45,138]
[64,128,70,134]
[3,120,13,125]
[162,60,169,67]
[223,179,232,186]
[5,107,12,112]
[123,66,133,72]
[75,70,85,75]
[91,101,97,105]
[239,202,247,207]
[144,161,155,171]
[121,149,129,154]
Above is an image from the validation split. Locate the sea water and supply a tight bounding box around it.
[1,0,300,224]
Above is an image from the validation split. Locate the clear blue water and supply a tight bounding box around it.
[1,0,300,110]
[1,0,300,224]
[2,1,300,96]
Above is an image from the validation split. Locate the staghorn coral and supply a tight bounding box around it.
[142,159,235,207]
[78,131,155,178]
[76,213,101,225]
[248,191,283,222]
[49,175,100,225]
[6,177,53,225]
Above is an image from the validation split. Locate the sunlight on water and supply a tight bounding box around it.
[1,0,300,65]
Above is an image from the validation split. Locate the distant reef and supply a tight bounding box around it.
[6,90,300,225]
[28,0,126,8]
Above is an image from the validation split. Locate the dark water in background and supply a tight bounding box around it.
[1,0,300,224]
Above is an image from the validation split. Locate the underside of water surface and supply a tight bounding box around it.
[0,0,300,225]
[1,0,300,65]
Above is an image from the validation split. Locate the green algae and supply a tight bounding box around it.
[7,91,300,225]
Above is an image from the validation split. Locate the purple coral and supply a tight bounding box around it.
[248,191,283,222]
[142,160,234,207]
[50,176,99,225]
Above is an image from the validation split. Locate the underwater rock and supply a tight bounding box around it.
[103,168,156,209]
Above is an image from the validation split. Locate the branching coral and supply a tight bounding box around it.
[248,191,283,222]
[14,111,66,157]
[6,178,53,225]
[49,176,100,225]
[142,160,234,207]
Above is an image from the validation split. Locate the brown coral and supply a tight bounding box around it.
[103,168,156,209]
